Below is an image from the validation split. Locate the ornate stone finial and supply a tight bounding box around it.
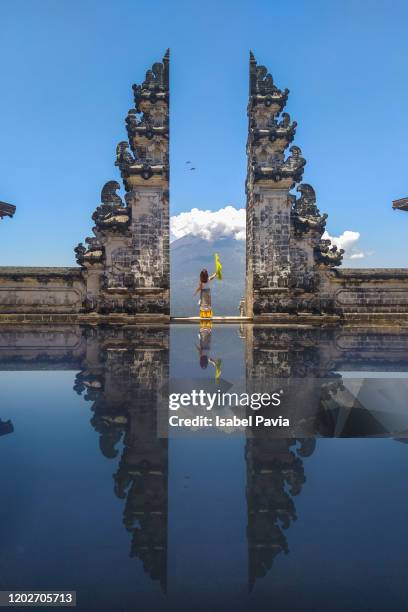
[251,111,297,145]
[392,197,408,212]
[74,243,86,266]
[314,240,344,267]
[101,181,123,206]
[0,201,16,220]
[284,146,306,183]
[125,109,142,144]
[249,50,257,94]
[249,52,289,106]
[74,239,105,267]
[91,181,130,233]
[163,48,170,88]
[279,113,290,128]
[292,184,328,237]
[74,182,125,266]
[253,145,306,187]
[133,49,170,109]
[247,55,303,190]
[297,184,316,204]
[144,48,169,91]
[117,51,170,189]
[115,141,134,172]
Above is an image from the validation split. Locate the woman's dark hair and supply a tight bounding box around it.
[200,355,209,369]
[200,269,209,283]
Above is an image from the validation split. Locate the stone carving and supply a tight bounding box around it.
[251,112,297,146]
[245,53,345,317]
[290,184,343,269]
[133,50,169,109]
[74,237,104,266]
[0,201,16,220]
[118,53,169,190]
[392,197,408,212]
[253,145,306,186]
[75,180,130,280]
[249,51,289,109]
[291,184,328,237]
[100,180,123,205]
[126,109,168,143]
[115,141,135,174]
[92,181,130,232]
[315,239,344,267]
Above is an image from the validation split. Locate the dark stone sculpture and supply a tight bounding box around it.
[133,49,169,109]
[291,184,328,237]
[92,181,130,233]
[249,51,289,109]
[74,237,105,266]
[315,239,344,267]
[0,201,16,220]
[115,141,135,173]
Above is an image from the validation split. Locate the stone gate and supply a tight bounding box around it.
[75,50,170,318]
[1,50,408,324]
[245,53,408,322]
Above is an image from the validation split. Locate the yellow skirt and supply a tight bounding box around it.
[200,308,213,319]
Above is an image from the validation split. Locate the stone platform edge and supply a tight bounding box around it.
[0,312,408,327]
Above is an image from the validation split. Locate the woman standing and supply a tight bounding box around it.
[194,268,216,318]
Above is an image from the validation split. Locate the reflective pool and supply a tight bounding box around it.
[0,324,407,611]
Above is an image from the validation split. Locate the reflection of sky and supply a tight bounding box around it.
[0,371,166,610]
[252,438,408,612]
[169,437,247,604]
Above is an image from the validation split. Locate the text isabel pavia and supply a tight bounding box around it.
[167,390,289,429]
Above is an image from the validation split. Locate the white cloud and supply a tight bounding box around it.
[170,207,368,260]
[170,206,246,242]
[322,229,366,260]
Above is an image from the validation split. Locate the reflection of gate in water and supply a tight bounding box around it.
[2,324,408,589]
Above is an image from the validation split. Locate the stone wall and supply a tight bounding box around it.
[324,268,408,316]
[0,267,85,315]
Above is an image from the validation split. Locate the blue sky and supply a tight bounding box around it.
[0,0,407,266]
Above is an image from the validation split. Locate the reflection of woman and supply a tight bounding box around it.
[195,325,222,380]
[194,269,216,319]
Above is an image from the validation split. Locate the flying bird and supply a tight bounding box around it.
[190,167,196,171]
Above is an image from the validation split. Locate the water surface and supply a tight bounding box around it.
[0,324,407,611]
